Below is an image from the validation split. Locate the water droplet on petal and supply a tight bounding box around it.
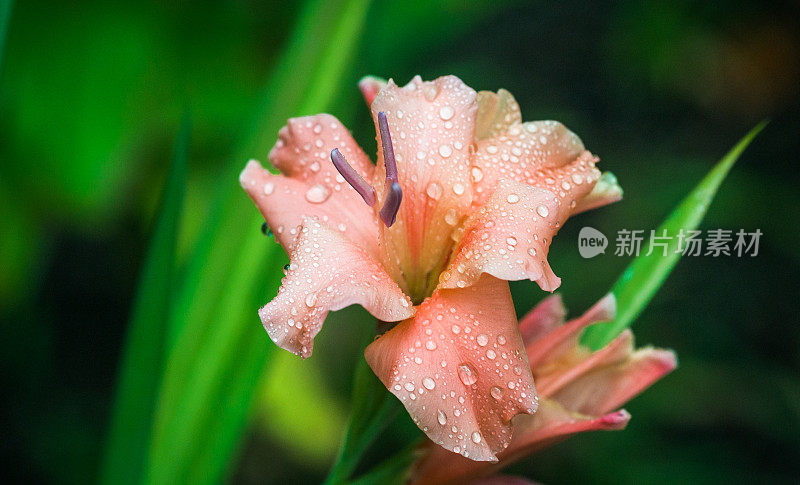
[506,237,517,246]
[305,184,330,203]
[536,205,549,217]
[452,183,465,195]
[305,293,317,307]
[439,105,455,120]
[437,409,447,425]
[423,377,436,390]
[439,144,453,158]
[404,382,415,392]
[490,386,503,400]
[471,431,482,443]
[476,334,489,346]
[263,182,275,195]
[426,182,443,200]
[457,363,478,386]
[426,340,437,350]
[507,194,519,204]
[444,209,458,226]
[471,167,484,182]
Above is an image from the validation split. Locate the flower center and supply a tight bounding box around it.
[330,111,403,228]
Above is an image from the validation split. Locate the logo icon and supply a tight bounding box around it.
[578,227,608,258]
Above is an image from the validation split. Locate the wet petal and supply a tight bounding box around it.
[517,294,566,345]
[370,75,478,298]
[471,120,600,208]
[525,293,616,365]
[551,345,677,416]
[259,219,413,359]
[359,75,388,106]
[475,89,522,141]
[240,114,380,255]
[411,400,628,485]
[439,179,566,293]
[365,275,537,462]
[573,171,623,214]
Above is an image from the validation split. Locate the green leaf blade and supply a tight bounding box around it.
[100,113,191,485]
[582,121,767,350]
[143,1,372,483]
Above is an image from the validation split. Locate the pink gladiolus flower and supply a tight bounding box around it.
[240,75,622,461]
[410,294,677,484]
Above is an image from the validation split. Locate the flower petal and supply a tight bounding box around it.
[365,275,537,462]
[259,219,413,359]
[369,75,478,297]
[573,171,623,214]
[550,345,677,416]
[439,179,566,292]
[517,294,566,345]
[474,89,522,141]
[240,114,380,255]
[524,293,616,365]
[411,399,628,485]
[358,75,388,106]
[471,120,600,208]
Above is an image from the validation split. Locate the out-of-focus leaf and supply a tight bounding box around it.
[256,352,347,463]
[582,121,767,349]
[100,114,190,485]
[144,1,372,484]
[0,0,12,77]
[324,337,402,485]
[349,442,418,485]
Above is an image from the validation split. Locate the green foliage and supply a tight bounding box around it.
[324,338,403,485]
[100,114,190,485]
[140,1,372,484]
[0,0,11,77]
[582,121,768,350]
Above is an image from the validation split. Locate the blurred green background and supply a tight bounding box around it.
[1,0,798,483]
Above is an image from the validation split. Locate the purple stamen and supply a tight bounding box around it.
[330,148,376,206]
[378,112,398,183]
[379,181,403,227]
[377,112,403,227]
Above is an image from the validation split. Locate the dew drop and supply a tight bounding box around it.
[490,386,503,400]
[263,182,275,195]
[439,144,453,158]
[457,363,478,386]
[507,194,520,204]
[426,182,443,200]
[486,145,498,154]
[439,105,455,120]
[437,409,447,425]
[506,237,517,246]
[471,167,484,182]
[305,184,330,203]
[426,340,437,350]
[486,349,496,359]
[452,183,465,195]
[444,209,458,226]
[423,377,436,390]
[476,334,489,346]
[471,431,482,443]
[527,247,537,257]
[404,382,415,392]
[497,335,507,345]
[305,293,317,307]
[536,205,549,217]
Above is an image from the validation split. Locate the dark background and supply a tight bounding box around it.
[1,0,798,483]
